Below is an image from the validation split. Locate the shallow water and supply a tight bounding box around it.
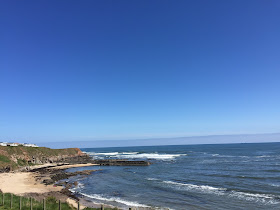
[67,142,280,209]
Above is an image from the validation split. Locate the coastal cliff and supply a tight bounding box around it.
[0,146,88,172]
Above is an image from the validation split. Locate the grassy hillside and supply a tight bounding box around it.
[0,146,84,171]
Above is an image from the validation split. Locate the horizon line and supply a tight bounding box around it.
[39,132,280,144]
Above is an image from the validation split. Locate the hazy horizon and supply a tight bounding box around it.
[37,133,280,149]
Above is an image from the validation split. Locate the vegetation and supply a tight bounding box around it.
[16,159,27,166]
[0,193,74,210]
[0,155,17,170]
[0,192,117,210]
[0,147,119,209]
[0,156,10,163]
[0,146,79,157]
[0,146,82,170]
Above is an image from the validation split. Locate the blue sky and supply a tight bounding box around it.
[1,0,280,144]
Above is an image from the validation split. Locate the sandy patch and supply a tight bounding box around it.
[67,198,87,210]
[0,163,98,195]
[0,163,104,209]
[0,172,62,195]
[50,163,98,170]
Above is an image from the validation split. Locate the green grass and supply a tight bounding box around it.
[17,159,27,166]
[0,193,74,210]
[0,193,117,210]
[0,146,81,169]
[0,155,16,169]
[0,156,10,163]
[1,146,78,157]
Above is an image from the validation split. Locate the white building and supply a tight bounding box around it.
[0,142,8,146]
[8,143,20,146]
[0,142,39,147]
[22,143,39,147]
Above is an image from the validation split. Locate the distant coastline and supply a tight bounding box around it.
[37,133,280,149]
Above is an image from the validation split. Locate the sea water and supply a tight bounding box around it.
[67,142,280,209]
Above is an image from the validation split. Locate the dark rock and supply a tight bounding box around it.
[42,179,54,185]
[93,159,151,166]
[0,166,11,173]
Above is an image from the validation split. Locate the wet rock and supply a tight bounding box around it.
[93,159,151,166]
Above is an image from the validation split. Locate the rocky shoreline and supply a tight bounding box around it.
[0,151,152,209]
[31,159,151,208]
[92,159,151,166]
[32,158,151,209]
[27,163,110,209]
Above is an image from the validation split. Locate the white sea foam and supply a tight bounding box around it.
[85,151,185,160]
[115,153,185,160]
[146,178,160,181]
[85,152,138,155]
[270,183,280,187]
[80,193,149,207]
[162,181,226,195]
[211,154,220,157]
[210,154,236,158]
[76,182,84,189]
[255,155,272,158]
[121,152,138,155]
[229,191,279,204]
[93,152,120,155]
[162,181,279,204]
[69,182,84,193]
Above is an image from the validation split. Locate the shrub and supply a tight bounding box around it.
[46,196,57,204]
[0,155,10,163]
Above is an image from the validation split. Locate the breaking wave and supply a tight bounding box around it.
[80,193,150,207]
[269,183,280,187]
[69,182,84,193]
[162,180,280,204]
[228,191,280,204]
[146,178,160,181]
[85,151,185,160]
[162,180,226,195]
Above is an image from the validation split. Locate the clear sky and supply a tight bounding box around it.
[1,0,280,144]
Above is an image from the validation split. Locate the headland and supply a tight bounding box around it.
[0,145,150,209]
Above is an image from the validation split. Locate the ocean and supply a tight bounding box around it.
[67,142,280,209]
